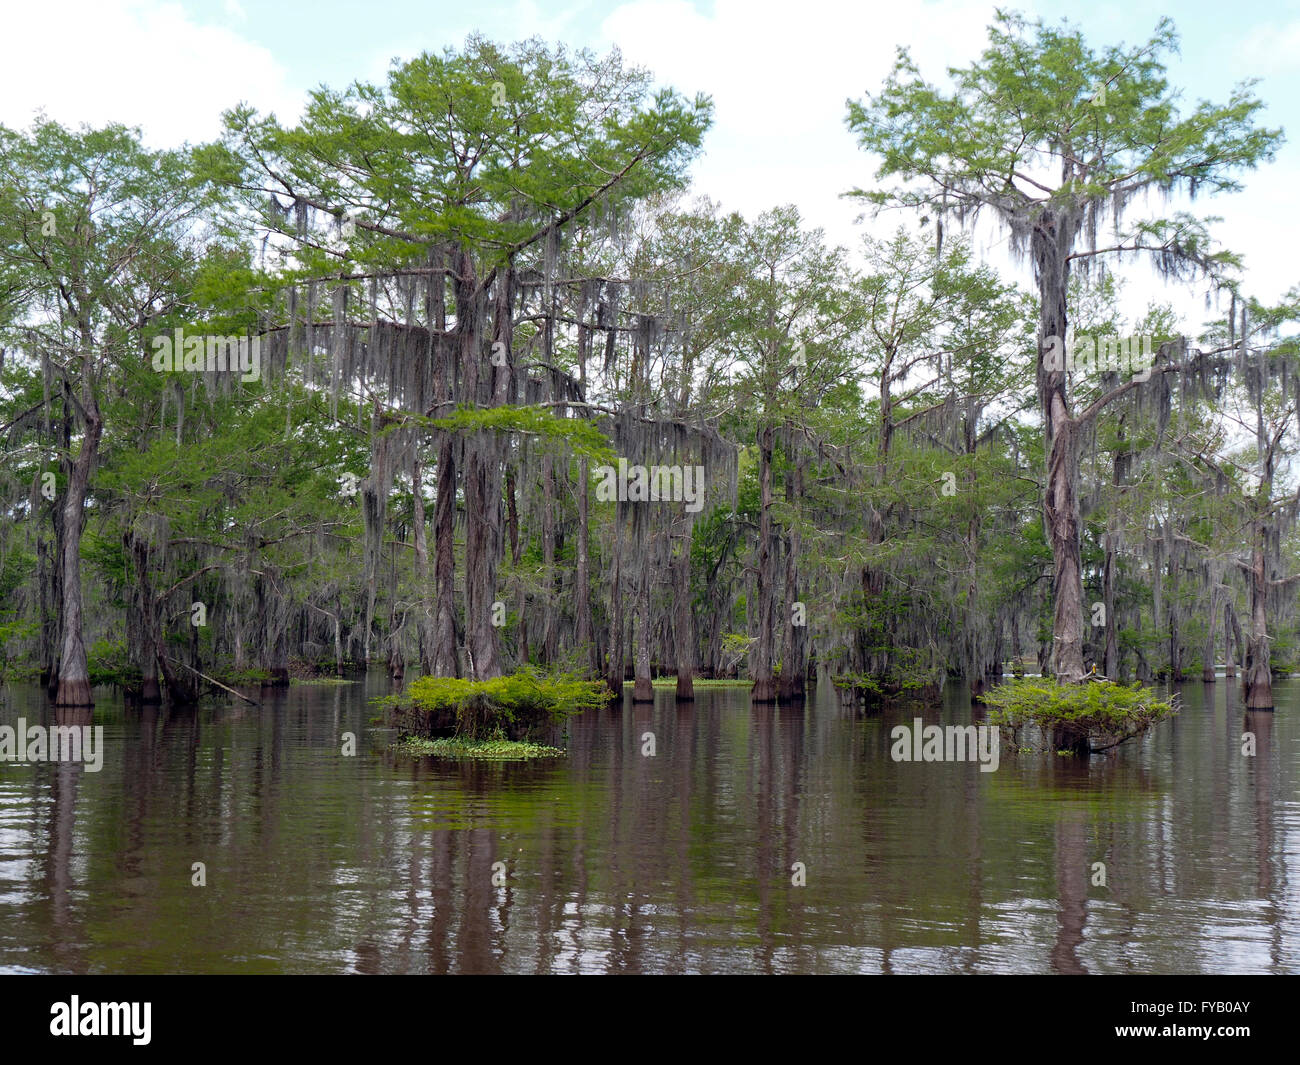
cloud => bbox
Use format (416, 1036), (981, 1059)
(595, 0), (1011, 254)
(1233, 18), (1300, 77)
(0, 0), (303, 146)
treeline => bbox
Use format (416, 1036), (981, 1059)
(1, 19), (1296, 710)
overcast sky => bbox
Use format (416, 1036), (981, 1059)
(3, 0), (1296, 330)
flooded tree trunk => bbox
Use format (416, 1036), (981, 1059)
(53, 385), (102, 707)
(966, 566), (984, 701)
(1043, 412), (1085, 682)
(1224, 600), (1242, 678)
(252, 569), (290, 688)
(1203, 584), (1220, 682)
(474, 268), (514, 679)
(962, 413), (985, 701)
(387, 544), (403, 683)
(460, 257), (506, 680)
(126, 530), (162, 703)
(988, 624), (1004, 686)
(331, 603), (343, 677)
(1009, 610), (1022, 675)
(1033, 214), (1086, 684)
(37, 533), (55, 689)
(388, 634), (404, 683)
(432, 434), (459, 676)
(267, 599), (290, 687)
(158, 645), (197, 704)
(360, 401), (393, 670)
(1168, 556), (1183, 682)
(1102, 529), (1119, 680)
(540, 453), (557, 662)
(511, 490), (526, 664)
(605, 505), (624, 694)
(704, 560), (726, 678)
(674, 524), (695, 701)
(751, 424), (777, 702)
(412, 457), (435, 676)
(778, 525), (805, 702)
(575, 457), (595, 671)
(573, 303), (596, 673)
(632, 568), (653, 702)
(778, 449), (806, 703)
(1243, 543), (1273, 709)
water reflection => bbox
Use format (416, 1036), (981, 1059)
(0, 675), (1296, 973)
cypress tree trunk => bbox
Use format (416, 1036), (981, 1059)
(1224, 600), (1241, 678)
(1244, 542), (1273, 708)
(430, 260), (459, 677)
(540, 452), (557, 662)
(1010, 610), (1022, 676)
(573, 301), (596, 674)
(751, 424), (777, 702)
(674, 524), (695, 701)
(965, 567), (984, 701)
(332, 604), (343, 677)
(1102, 529), (1119, 680)
(127, 529), (162, 703)
(605, 505), (624, 695)
(575, 457), (595, 672)
(1033, 211), (1086, 684)
(53, 387), (102, 707)
(411, 457), (435, 676)
(268, 599), (290, 688)
(777, 524), (806, 702)
(37, 533), (55, 689)
(1168, 556), (1183, 682)
(632, 569), (653, 702)
(432, 433), (459, 676)
(705, 567), (725, 678)
(778, 449), (806, 702)
(1202, 585), (1220, 683)
(462, 264), (511, 680)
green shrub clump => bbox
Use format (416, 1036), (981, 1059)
(980, 677), (1177, 756)
(384, 667), (611, 741)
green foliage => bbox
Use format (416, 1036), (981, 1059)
(384, 668), (610, 740)
(981, 677), (1177, 754)
(87, 638), (137, 687)
(847, 12), (1281, 233)
(0, 618), (38, 680)
(427, 404), (614, 463)
(393, 735), (566, 760)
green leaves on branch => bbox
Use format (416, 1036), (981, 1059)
(980, 677), (1177, 754)
(423, 404), (615, 462)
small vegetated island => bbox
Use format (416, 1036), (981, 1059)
(382, 669), (611, 759)
(980, 677), (1177, 758)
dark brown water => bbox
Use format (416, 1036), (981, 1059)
(0, 677), (1296, 973)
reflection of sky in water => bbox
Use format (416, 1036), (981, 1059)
(0, 676), (1297, 974)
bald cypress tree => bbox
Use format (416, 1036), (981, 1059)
(847, 12), (1281, 682)
(212, 37), (710, 679)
